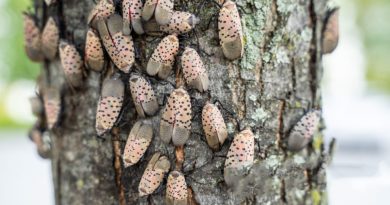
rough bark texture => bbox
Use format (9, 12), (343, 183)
(34, 0), (331, 204)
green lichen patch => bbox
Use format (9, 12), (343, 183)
(272, 176), (282, 190)
(249, 94), (258, 102)
(311, 189), (322, 205)
(251, 107), (269, 122)
(239, 0), (272, 70)
(263, 52), (271, 63)
(268, 33), (290, 67)
(76, 179), (84, 190)
(312, 132), (323, 152)
(293, 155), (305, 165)
(273, 46), (291, 64)
(227, 122), (236, 134)
(265, 155), (282, 171)
(295, 189), (306, 200)
(276, 0), (298, 14)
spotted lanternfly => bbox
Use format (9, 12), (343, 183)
(139, 152), (170, 197)
(224, 128), (254, 187)
(85, 29), (105, 72)
(155, 0), (174, 25)
(217, 0), (226, 5)
(181, 47), (209, 92)
(160, 88), (191, 146)
(30, 96), (43, 117)
(287, 110), (321, 152)
(41, 17), (59, 60)
(142, 0), (157, 21)
(59, 41), (84, 88)
(202, 102), (227, 150)
(29, 128), (51, 159)
(142, 0), (173, 26)
(43, 87), (61, 130)
(123, 120), (153, 167)
(23, 14), (43, 62)
(44, 0), (56, 6)
(322, 9), (339, 54)
(95, 74), (124, 136)
(87, 0), (115, 28)
(218, 0), (244, 60)
(129, 74), (159, 117)
(166, 171), (188, 205)
(146, 34), (179, 79)
(122, 0), (144, 35)
(160, 11), (199, 35)
(97, 14), (135, 73)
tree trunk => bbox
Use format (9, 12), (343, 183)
(32, 0), (331, 204)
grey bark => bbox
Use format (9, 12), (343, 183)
(34, 0), (332, 204)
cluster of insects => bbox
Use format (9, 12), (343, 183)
(24, 0), (328, 203)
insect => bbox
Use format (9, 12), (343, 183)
(123, 120), (153, 167)
(129, 74), (159, 117)
(160, 11), (199, 34)
(29, 128), (51, 159)
(218, 0), (244, 60)
(23, 14), (44, 62)
(142, 0), (173, 25)
(122, 0), (145, 35)
(146, 34), (179, 79)
(59, 41), (84, 88)
(43, 87), (61, 130)
(287, 110), (321, 152)
(322, 8), (339, 54)
(87, 0), (115, 28)
(202, 102), (227, 150)
(139, 152), (170, 197)
(95, 74), (124, 136)
(41, 17), (59, 60)
(30, 96), (43, 117)
(160, 88), (192, 146)
(166, 171), (188, 205)
(224, 128), (254, 187)
(181, 47), (209, 92)
(85, 29), (105, 72)
(217, 0), (225, 4)
(97, 14), (135, 73)
(44, 0), (56, 6)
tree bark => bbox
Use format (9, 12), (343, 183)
(33, 0), (331, 204)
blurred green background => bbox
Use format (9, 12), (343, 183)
(0, 0), (39, 129)
(0, 0), (389, 129)
(359, 0), (390, 92)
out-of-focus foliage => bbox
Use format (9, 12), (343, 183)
(0, 0), (37, 129)
(0, 0), (40, 81)
(357, 0), (390, 92)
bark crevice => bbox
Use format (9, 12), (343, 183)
(309, 0), (319, 106)
(112, 128), (126, 205)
